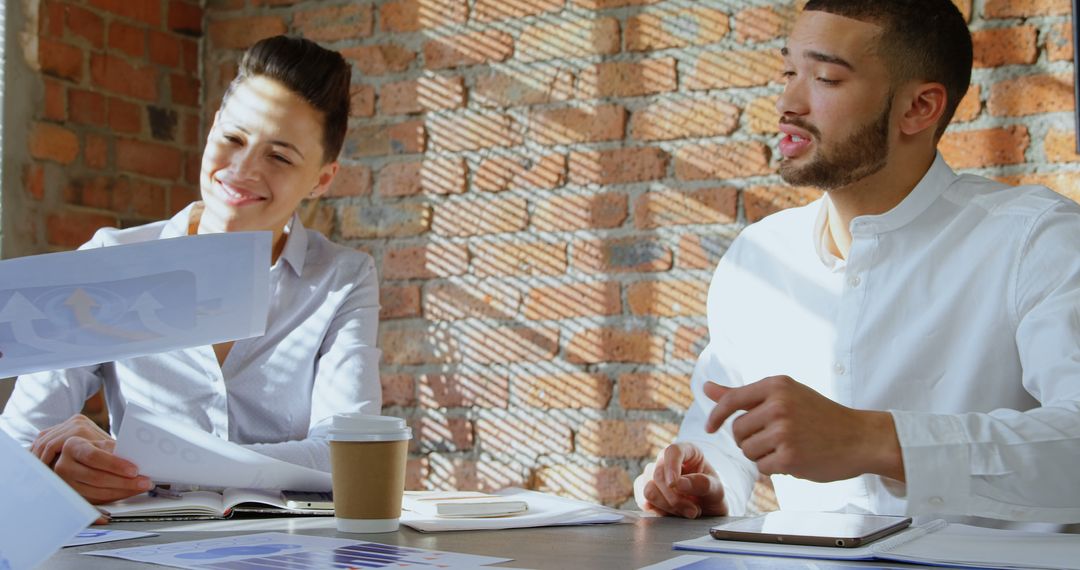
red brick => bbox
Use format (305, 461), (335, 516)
(44, 79), (66, 121)
(431, 196), (528, 237)
(746, 94), (779, 134)
(517, 16), (620, 62)
(953, 85), (981, 123)
(341, 44), (416, 75)
(516, 372), (613, 409)
(91, 54), (157, 101)
(381, 373), (416, 407)
(181, 38), (199, 74)
(184, 152), (200, 184)
(675, 142), (772, 181)
(117, 138), (184, 179)
(108, 21), (145, 58)
(42, 0), (64, 37)
(339, 203), (431, 238)
(687, 50), (783, 90)
(380, 325), (448, 365)
(298, 202), (334, 237)
(972, 26), (1037, 68)
(619, 372), (693, 411)
(120, 178), (169, 219)
(523, 281), (621, 320)
(46, 210), (117, 248)
(383, 242), (470, 280)
(530, 104), (626, 145)
(67, 5), (105, 47)
(953, 0), (973, 20)
(987, 73), (1073, 117)
(1001, 173), (1080, 204)
(208, 15), (287, 50)
(421, 157), (468, 195)
(676, 232), (731, 270)
(474, 153), (566, 192)
(474, 0), (562, 22)
(169, 184), (198, 215)
(627, 6), (730, 51)
(533, 193), (628, 232)
(423, 30), (514, 70)
(413, 416), (473, 452)
(1047, 22), (1073, 62)
(327, 163), (373, 198)
(428, 111), (522, 152)
(674, 325), (709, 360)
(1045, 128), (1080, 163)
(168, 0), (203, 35)
(578, 58), (677, 99)
(535, 465), (633, 507)
(170, 74), (200, 107)
(149, 31), (182, 68)
(380, 76), (466, 115)
(476, 416), (572, 454)
(379, 0), (468, 33)
(294, 3), (373, 42)
(472, 240), (568, 277)
(417, 373), (510, 409)
(566, 328), (666, 364)
(634, 187), (737, 229)
(85, 134), (109, 170)
(573, 237), (672, 274)
(745, 185), (823, 223)
(30, 122), (79, 164)
(938, 126), (1030, 169)
(423, 454), (530, 492)
(380, 285), (421, 320)
(406, 458), (427, 490)
(631, 98), (740, 141)
(459, 325), (561, 364)
(63, 176), (113, 210)
(732, 6), (788, 44)
(88, 0), (159, 25)
(473, 67), (574, 108)
(568, 147), (668, 186)
(108, 98), (142, 134)
(345, 120), (426, 157)
(626, 279), (708, 317)
(572, 0), (661, 9)
(344, 86), (373, 119)
(24, 164), (46, 201)
(423, 281), (521, 320)
(376, 161), (422, 197)
(39, 38), (83, 81)
(984, 0), (1070, 18)
(577, 419), (678, 458)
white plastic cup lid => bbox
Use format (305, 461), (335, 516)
(327, 413), (412, 442)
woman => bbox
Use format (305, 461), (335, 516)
(0, 36), (380, 504)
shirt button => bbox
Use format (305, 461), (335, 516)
(834, 362), (846, 375)
(849, 275), (861, 287)
(928, 496), (945, 506)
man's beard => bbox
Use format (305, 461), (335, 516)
(779, 98), (892, 190)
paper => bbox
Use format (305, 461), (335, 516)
(639, 555), (899, 569)
(86, 532), (512, 569)
(400, 488), (631, 532)
(115, 402), (332, 491)
(64, 529), (157, 548)
(0, 232), (271, 378)
(0, 431), (100, 570)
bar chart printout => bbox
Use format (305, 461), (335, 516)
(86, 532), (512, 569)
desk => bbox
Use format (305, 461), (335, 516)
(44, 515), (929, 569)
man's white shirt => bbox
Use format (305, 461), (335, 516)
(680, 154), (1080, 523)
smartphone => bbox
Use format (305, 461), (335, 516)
(280, 490), (334, 510)
(709, 511), (912, 548)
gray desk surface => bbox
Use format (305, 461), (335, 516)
(44, 514), (930, 569)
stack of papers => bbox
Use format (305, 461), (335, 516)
(400, 488), (632, 532)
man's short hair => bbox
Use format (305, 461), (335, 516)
(804, 0), (973, 139)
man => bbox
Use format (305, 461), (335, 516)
(636, 0), (1080, 523)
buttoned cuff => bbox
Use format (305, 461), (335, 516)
(890, 410), (971, 516)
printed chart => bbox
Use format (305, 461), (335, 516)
(87, 532), (511, 569)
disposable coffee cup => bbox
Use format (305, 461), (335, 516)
(328, 413), (412, 533)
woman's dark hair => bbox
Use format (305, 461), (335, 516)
(804, 0), (973, 140)
(221, 35), (351, 164)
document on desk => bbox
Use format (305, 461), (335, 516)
(675, 519), (1080, 570)
(0, 430), (100, 570)
(0, 232), (271, 379)
(400, 488), (631, 532)
(115, 402), (332, 491)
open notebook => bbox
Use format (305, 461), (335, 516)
(100, 488), (332, 521)
(675, 519), (1080, 570)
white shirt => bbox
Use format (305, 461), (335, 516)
(0, 203), (382, 472)
(680, 155), (1080, 524)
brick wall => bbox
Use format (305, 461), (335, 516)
(15, 0), (203, 253)
(5, 0), (1074, 508)
(195, 0), (1079, 507)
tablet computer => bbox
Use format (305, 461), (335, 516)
(710, 511), (912, 548)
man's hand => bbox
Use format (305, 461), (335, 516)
(635, 442), (728, 519)
(31, 414), (153, 504)
(704, 377), (904, 482)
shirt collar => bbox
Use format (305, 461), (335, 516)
(847, 152), (957, 235)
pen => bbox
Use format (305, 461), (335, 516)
(148, 485), (182, 500)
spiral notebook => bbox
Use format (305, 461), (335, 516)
(674, 519), (1080, 570)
